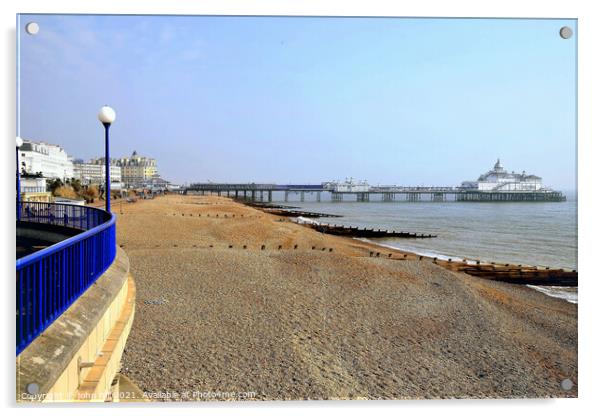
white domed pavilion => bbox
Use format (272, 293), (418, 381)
(461, 159), (543, 191)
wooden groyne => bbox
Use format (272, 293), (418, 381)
(235, 197), (576, 287)
(302, 222), (436, 239)
(239, 201), (301, 210)
(430, 258), (577, 286)
(265, 209), (343, 218)
(238, 201), (343, 218)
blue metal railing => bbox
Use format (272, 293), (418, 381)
(16, 202), (116, 355)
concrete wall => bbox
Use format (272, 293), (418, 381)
(16, 247), (136, 403)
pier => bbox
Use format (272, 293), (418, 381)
(185, 183), (566, 203)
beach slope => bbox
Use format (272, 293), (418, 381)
(116, 195), (577, 400)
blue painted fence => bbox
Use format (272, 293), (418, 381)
(16, 202), (116, 355)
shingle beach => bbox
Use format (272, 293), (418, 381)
(116, 194), (577, 400)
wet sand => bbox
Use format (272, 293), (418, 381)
(115, 194), (577, 400)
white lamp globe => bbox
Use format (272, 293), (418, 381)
(16, 136), (24, 148)
(98, 106), (116, 124)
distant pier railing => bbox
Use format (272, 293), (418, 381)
(185, 183), (566, 203)
(16, 202), (116, 355)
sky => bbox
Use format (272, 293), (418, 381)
(18, 15), (577, 189)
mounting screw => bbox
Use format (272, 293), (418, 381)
(25, 22), (39, 35)
(560, 378), (573, 391)
(26, 382), (39, 395)
(559, 26), (573, 39)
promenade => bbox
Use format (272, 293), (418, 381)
(115, 194), (577, 400)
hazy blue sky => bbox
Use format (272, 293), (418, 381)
(18, 15), (576, 189)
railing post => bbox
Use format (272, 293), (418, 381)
(16, 145), (21, 221)
(61, 250), (69, 314)
(17, 269), (23, 352)
(80, 240), (84, 291)
(23, 268), (32, 342)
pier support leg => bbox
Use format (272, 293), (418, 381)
(316, 192), (321, 202)
(357, 193), (369, 202)
(268, 191), (272, 202)
(284, 191), (289, 202)
(300, 192), (305, 202)
(382, 193), (394, 202)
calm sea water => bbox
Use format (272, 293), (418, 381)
(288, 191), (577, 270)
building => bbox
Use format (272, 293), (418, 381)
(19, 140), (74, 181)
(322, 178), (370, 192)
(53, 197), (86, 206)
(115, 150), (158, 188)
(19, 176), (52, 202)
(73, 158), (123, 190)
(144, 173), (172, 191)
(461, 159), (544, 191)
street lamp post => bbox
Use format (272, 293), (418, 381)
(98, 106), (116, 213)
(16, 136), (23, 221)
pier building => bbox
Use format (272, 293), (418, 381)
(322, 178), (370, 193)
(460, 159), (544, 191)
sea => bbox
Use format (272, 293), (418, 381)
(288, 190), (578, 303)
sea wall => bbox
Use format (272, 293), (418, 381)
(16, 247), (136, 403)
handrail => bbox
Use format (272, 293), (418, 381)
(16, 202), (116, 355)
(16, 214), (115, 268)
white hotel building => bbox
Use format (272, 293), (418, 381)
(19, 140), (74, 181)
(73, 158), (122, 190)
